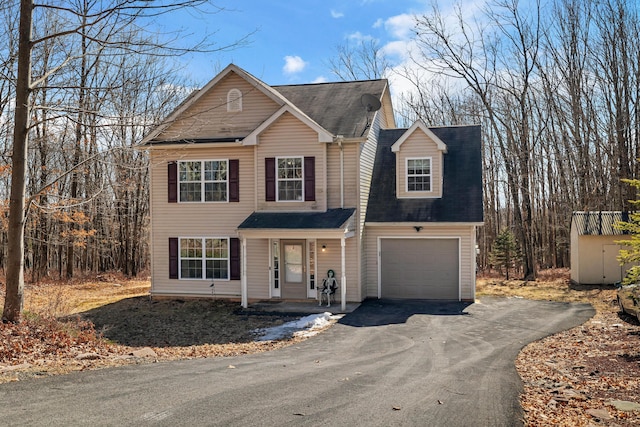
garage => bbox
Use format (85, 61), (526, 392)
(380, 238), (459, 299)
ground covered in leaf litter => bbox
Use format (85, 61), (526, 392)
(1, 271), (639, 426)
(477, 272), (640, 426)
(0, 277), (320, 383)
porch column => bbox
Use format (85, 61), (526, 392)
(341, 237), (346, 312)
(241, 237), (248, 308)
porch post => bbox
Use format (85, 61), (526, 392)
(241, 237), (248, 308)
(341, 237), (346, 312)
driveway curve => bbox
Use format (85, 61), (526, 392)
(0, 297), (594, 426)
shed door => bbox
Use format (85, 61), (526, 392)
(603, 244), (623, 284)
(381, 238), (459, 299)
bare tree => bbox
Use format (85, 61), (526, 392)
(2, 0), (246, 322)
(327, 37), (392, 81)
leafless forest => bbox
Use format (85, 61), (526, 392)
(0, 0), (638, 282)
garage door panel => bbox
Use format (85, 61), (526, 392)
(381, 238), (459, 300)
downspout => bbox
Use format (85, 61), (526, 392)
(337, 135), (344, 208)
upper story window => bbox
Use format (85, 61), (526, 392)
(179, 160), (228, 202)
(227, 88), (242, 112)
(265, 156), (315, 202)
(277, 157), (303, 201)
(406, 158), (432, 192)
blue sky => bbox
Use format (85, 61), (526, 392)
(155, 0), (431, 87)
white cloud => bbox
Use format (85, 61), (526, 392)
(330, 9), (344, 18)
(347, 31), (375, 42)
(283, 56), (308, 75)
(384, 13), (417, 39)
(373, 18), (383, 29)
(312, 76), (328, 83)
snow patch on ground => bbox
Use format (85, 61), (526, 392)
(253, 312), (342, 341)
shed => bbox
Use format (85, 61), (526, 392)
(570, 211), (630, 285)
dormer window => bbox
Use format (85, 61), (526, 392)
(406, 158), (432, 192)
(227, 88), (242, 112)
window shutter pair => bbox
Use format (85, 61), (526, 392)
(168, 160), (239, 203)
(264, 157), (315, 202)
(168, 237), (240, 280)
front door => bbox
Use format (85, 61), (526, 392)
(281, 240), (306, 299)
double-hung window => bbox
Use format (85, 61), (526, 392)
(277, 157), (303, 201)
(406, 158), (432, 192)
(179, 160), (228, 202)
(179, 238), (229, 280)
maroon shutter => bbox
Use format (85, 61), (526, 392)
(229, 159), (239, 202)
(168, 162), (178, 203)
(169, 237), (179, 279)
(304, 156), (315, 201)
(265, 157), (276, 201)
(230, 238), (241, 280)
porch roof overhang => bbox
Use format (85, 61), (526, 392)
(237, 208), (356, 239)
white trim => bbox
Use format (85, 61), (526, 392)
(341, 237), (347, 311)
(366, 222), (484, 227)
(270, 239), (281, 298)
(307, 240), (317, 299)
(241, 237), (248, 308)
(139, 64), (290, 145)
(376, 236), (462, 301)
(242, 105), (334, 145)
(238, 229), (355, 240)
(391, 120), (448, 153)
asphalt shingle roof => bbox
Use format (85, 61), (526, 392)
(238, 208), (356, 230)
(274, 80), (388, 139)
(365, 125), (483, 223)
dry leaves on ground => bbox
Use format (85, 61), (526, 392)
(0, 276), (301, 383)
(478, 271), (640, 426)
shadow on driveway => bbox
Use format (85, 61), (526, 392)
(339, 298), (473, 327)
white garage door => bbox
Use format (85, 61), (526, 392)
(380, 238), (459, 299)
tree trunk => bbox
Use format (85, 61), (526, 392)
(3, 0), (32, 323)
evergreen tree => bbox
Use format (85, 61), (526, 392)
(615, 178), (640, 284)
(490, 229), (522, 280)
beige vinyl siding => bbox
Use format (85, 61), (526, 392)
(316, 237), (360, 302)
(364, 225), (477, 301)
(159, 71), (281, 141)
(396, 132), (443, 199)
(256, 112), (327, 211)
(326, 144), (341, 208)
(358, 111), (382, 297)
(245, 239), (270, 300)
(149, 146), (255, 297)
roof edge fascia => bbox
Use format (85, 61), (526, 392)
(391, 120), (448, 153)
(140, 64), (290, 145)
(243, 105), (334, 145)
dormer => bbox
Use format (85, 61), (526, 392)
(391, 121), (447, 199)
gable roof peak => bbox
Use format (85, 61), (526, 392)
(391, 120), (448, 153)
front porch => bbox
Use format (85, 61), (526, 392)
(237, 208), (357, 311)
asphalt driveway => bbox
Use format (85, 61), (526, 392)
(0, 297), (594, 426)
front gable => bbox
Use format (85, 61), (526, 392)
(392, 121), (447, 199)
(157, 71), (282, 141)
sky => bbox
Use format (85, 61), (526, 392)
(151, 0), (458, 94)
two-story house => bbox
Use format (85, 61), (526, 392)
(140, 64), (483, 310)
